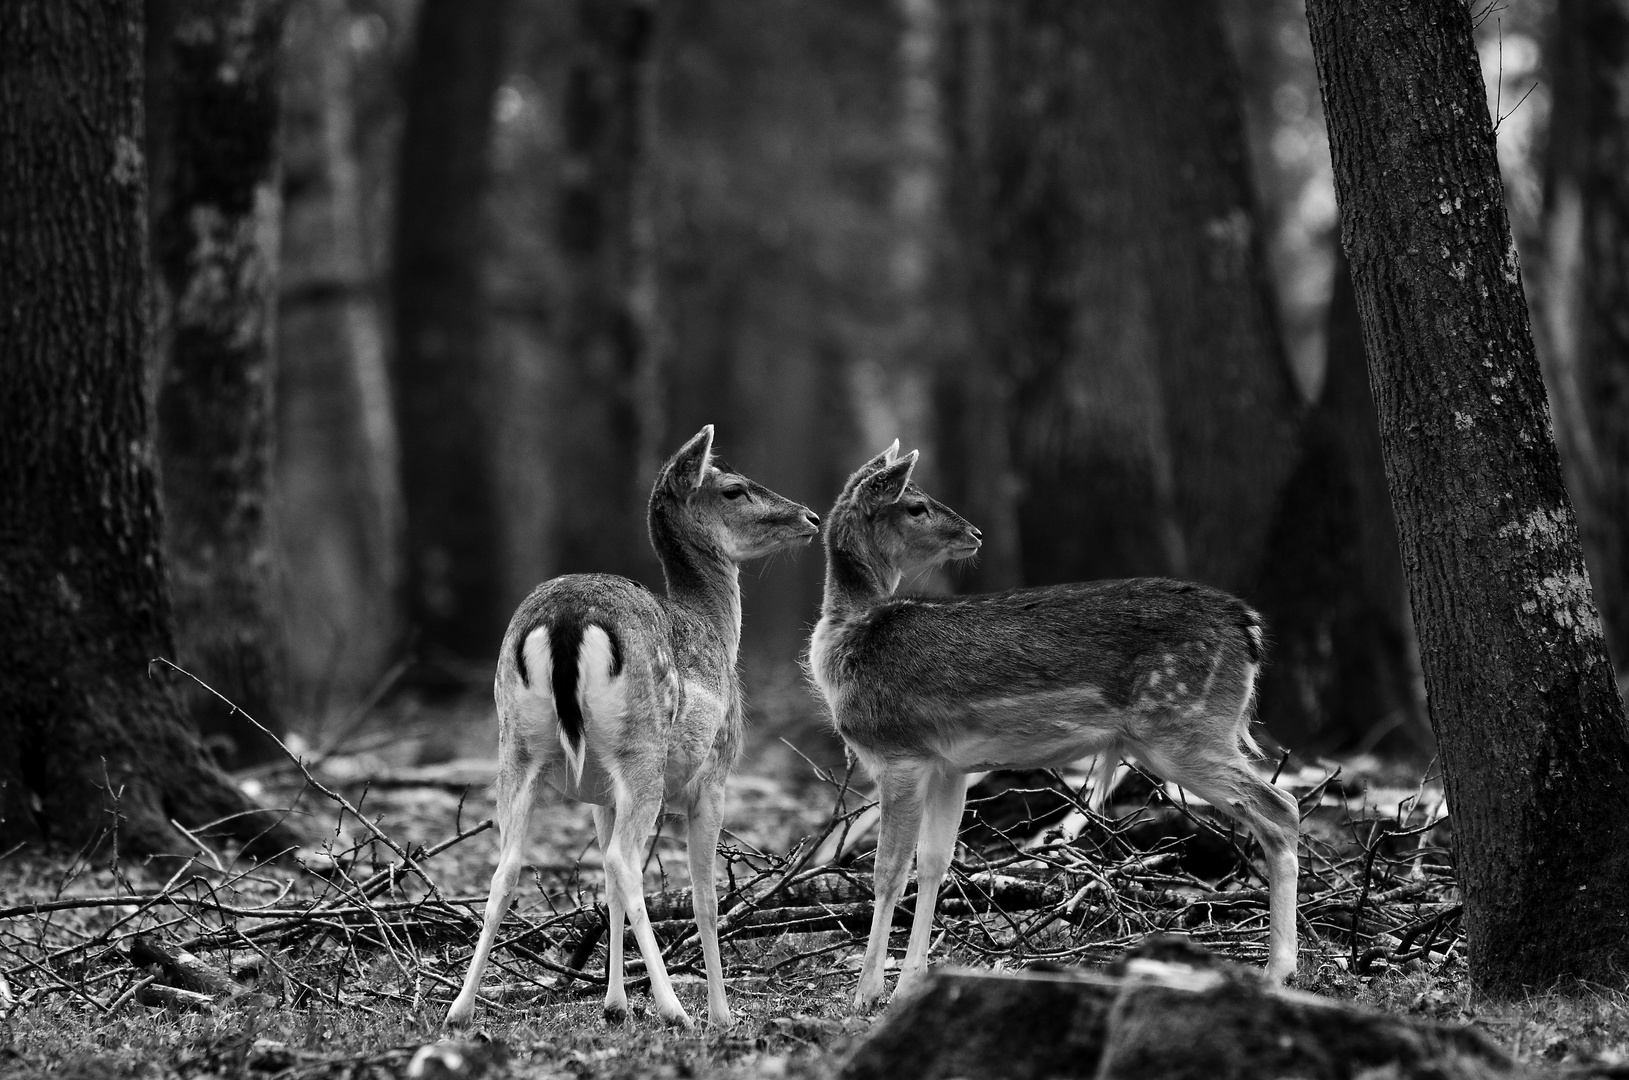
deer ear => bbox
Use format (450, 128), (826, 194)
(860, 450), (918, 506)
(840, 440), (902, 499)
(664, 425), (714, 493)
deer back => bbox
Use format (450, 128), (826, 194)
(818, 578), (1263, 773)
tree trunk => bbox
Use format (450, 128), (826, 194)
(391, 0), (512, 679)
(1317, 253), (1428, 755)
(943, 0), (1299, 595)
(1307, 0), (1629, 994)
(147, 0), (290, 767)
(1251, 251), (1430, 757)
(550, 0), (663, 583)
(0, 0), (301, 857)
(1543, 0), (1629, 684)
(933, 0), (1024, 592)
(276, 0), (402, 715)
(636, 0), (893, 708)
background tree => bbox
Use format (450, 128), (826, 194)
(478, 0), (891, 737)
(146, 0), (291, 766)
(275, 0), (403, 715)
(932, 0), (1395, 751)
(1307, 0), (1629, 993)
(1250, 250), (1429, 756)
(392, 0), (513, 681)
(1222, 0), (1429, 756)
(1542, 0), (1629, 681)
(160, 0), (1453, 770)
(0, 0), (299, 856)
(939, 1), (1300, 595)
(548, 0), (663, 585)
(650, 0), (890, 692)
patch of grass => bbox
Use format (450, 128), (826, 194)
(1, 963), (869, 1079)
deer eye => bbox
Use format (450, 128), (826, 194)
(906, 503), (928, 517)
(722, 486), (747, 500)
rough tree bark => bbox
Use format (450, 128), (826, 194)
(276, 0), (402, 711)
(1307, 0), (1629, 993)
(392, 0), (512, 677)
(1543, 0), (1629, 682)
(941, 0), (1299, 595)
(0, 0), (301, 856)
(147, 0), (290, 766)
(550, 0), (663, 583)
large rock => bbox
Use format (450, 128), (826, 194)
(840, 952), (1516, 1080)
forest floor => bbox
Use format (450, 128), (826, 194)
(4, 704), (1629, 1079)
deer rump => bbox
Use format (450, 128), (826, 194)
(515, 613), (624, 783)
(506, 577), (697, 806)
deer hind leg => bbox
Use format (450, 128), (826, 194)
(896, 765), (967, 998)
(1131, 734), (1300, 982)
(591, 805), (631, 1023)
(684, 773), (731, 1026)
(1087, 748), (1124, 815)
(446, 757), (541, 1026)
(854, 759), (929, 1011)
(603, 777), (693, 1028)
(1231, 766), (1300, 982)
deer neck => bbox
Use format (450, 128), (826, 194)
(821, 540), (899, 623)
(653, 520), (743, 656)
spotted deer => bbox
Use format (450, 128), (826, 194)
(807, 445), (1299, 1009)
(446, 427), (820, 1030)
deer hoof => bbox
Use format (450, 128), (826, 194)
(659, 1005), (695, 1030)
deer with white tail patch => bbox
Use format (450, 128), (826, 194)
(807, 444), (1300, 1010)
(446, 426), (820, 1030)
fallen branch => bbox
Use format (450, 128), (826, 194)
(126, 934), (235, 997)
(134, 982), (215, 1013)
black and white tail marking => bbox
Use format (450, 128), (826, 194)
(516, 616), (623, 782)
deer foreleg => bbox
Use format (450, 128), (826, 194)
(854, 762), (927, 1010)
(896, 766), (966, 997)
(685, 777), (731, 1026)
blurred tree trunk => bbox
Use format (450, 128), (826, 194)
(859, 0), (980, 581)
(1542, 0), (1629, 684)
(392, 0), (511, 681)
(0, 0), (301, 857)
(933, 0), (1022, 591)
(644, 0), (889, 714)
(146, 0), (289, 767)
(551, 0), (663, 582)
(1251, 251), (1429, 756)
(1309, 0), (1629, 995)
(942, 0), (1298, 595)
(276, 0), (402, 715)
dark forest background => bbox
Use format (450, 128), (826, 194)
(157, 0), (1572, 774)
(13, 0), (1629, 1020)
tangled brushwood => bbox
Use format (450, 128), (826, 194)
(0, 724), (1460, 1054)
